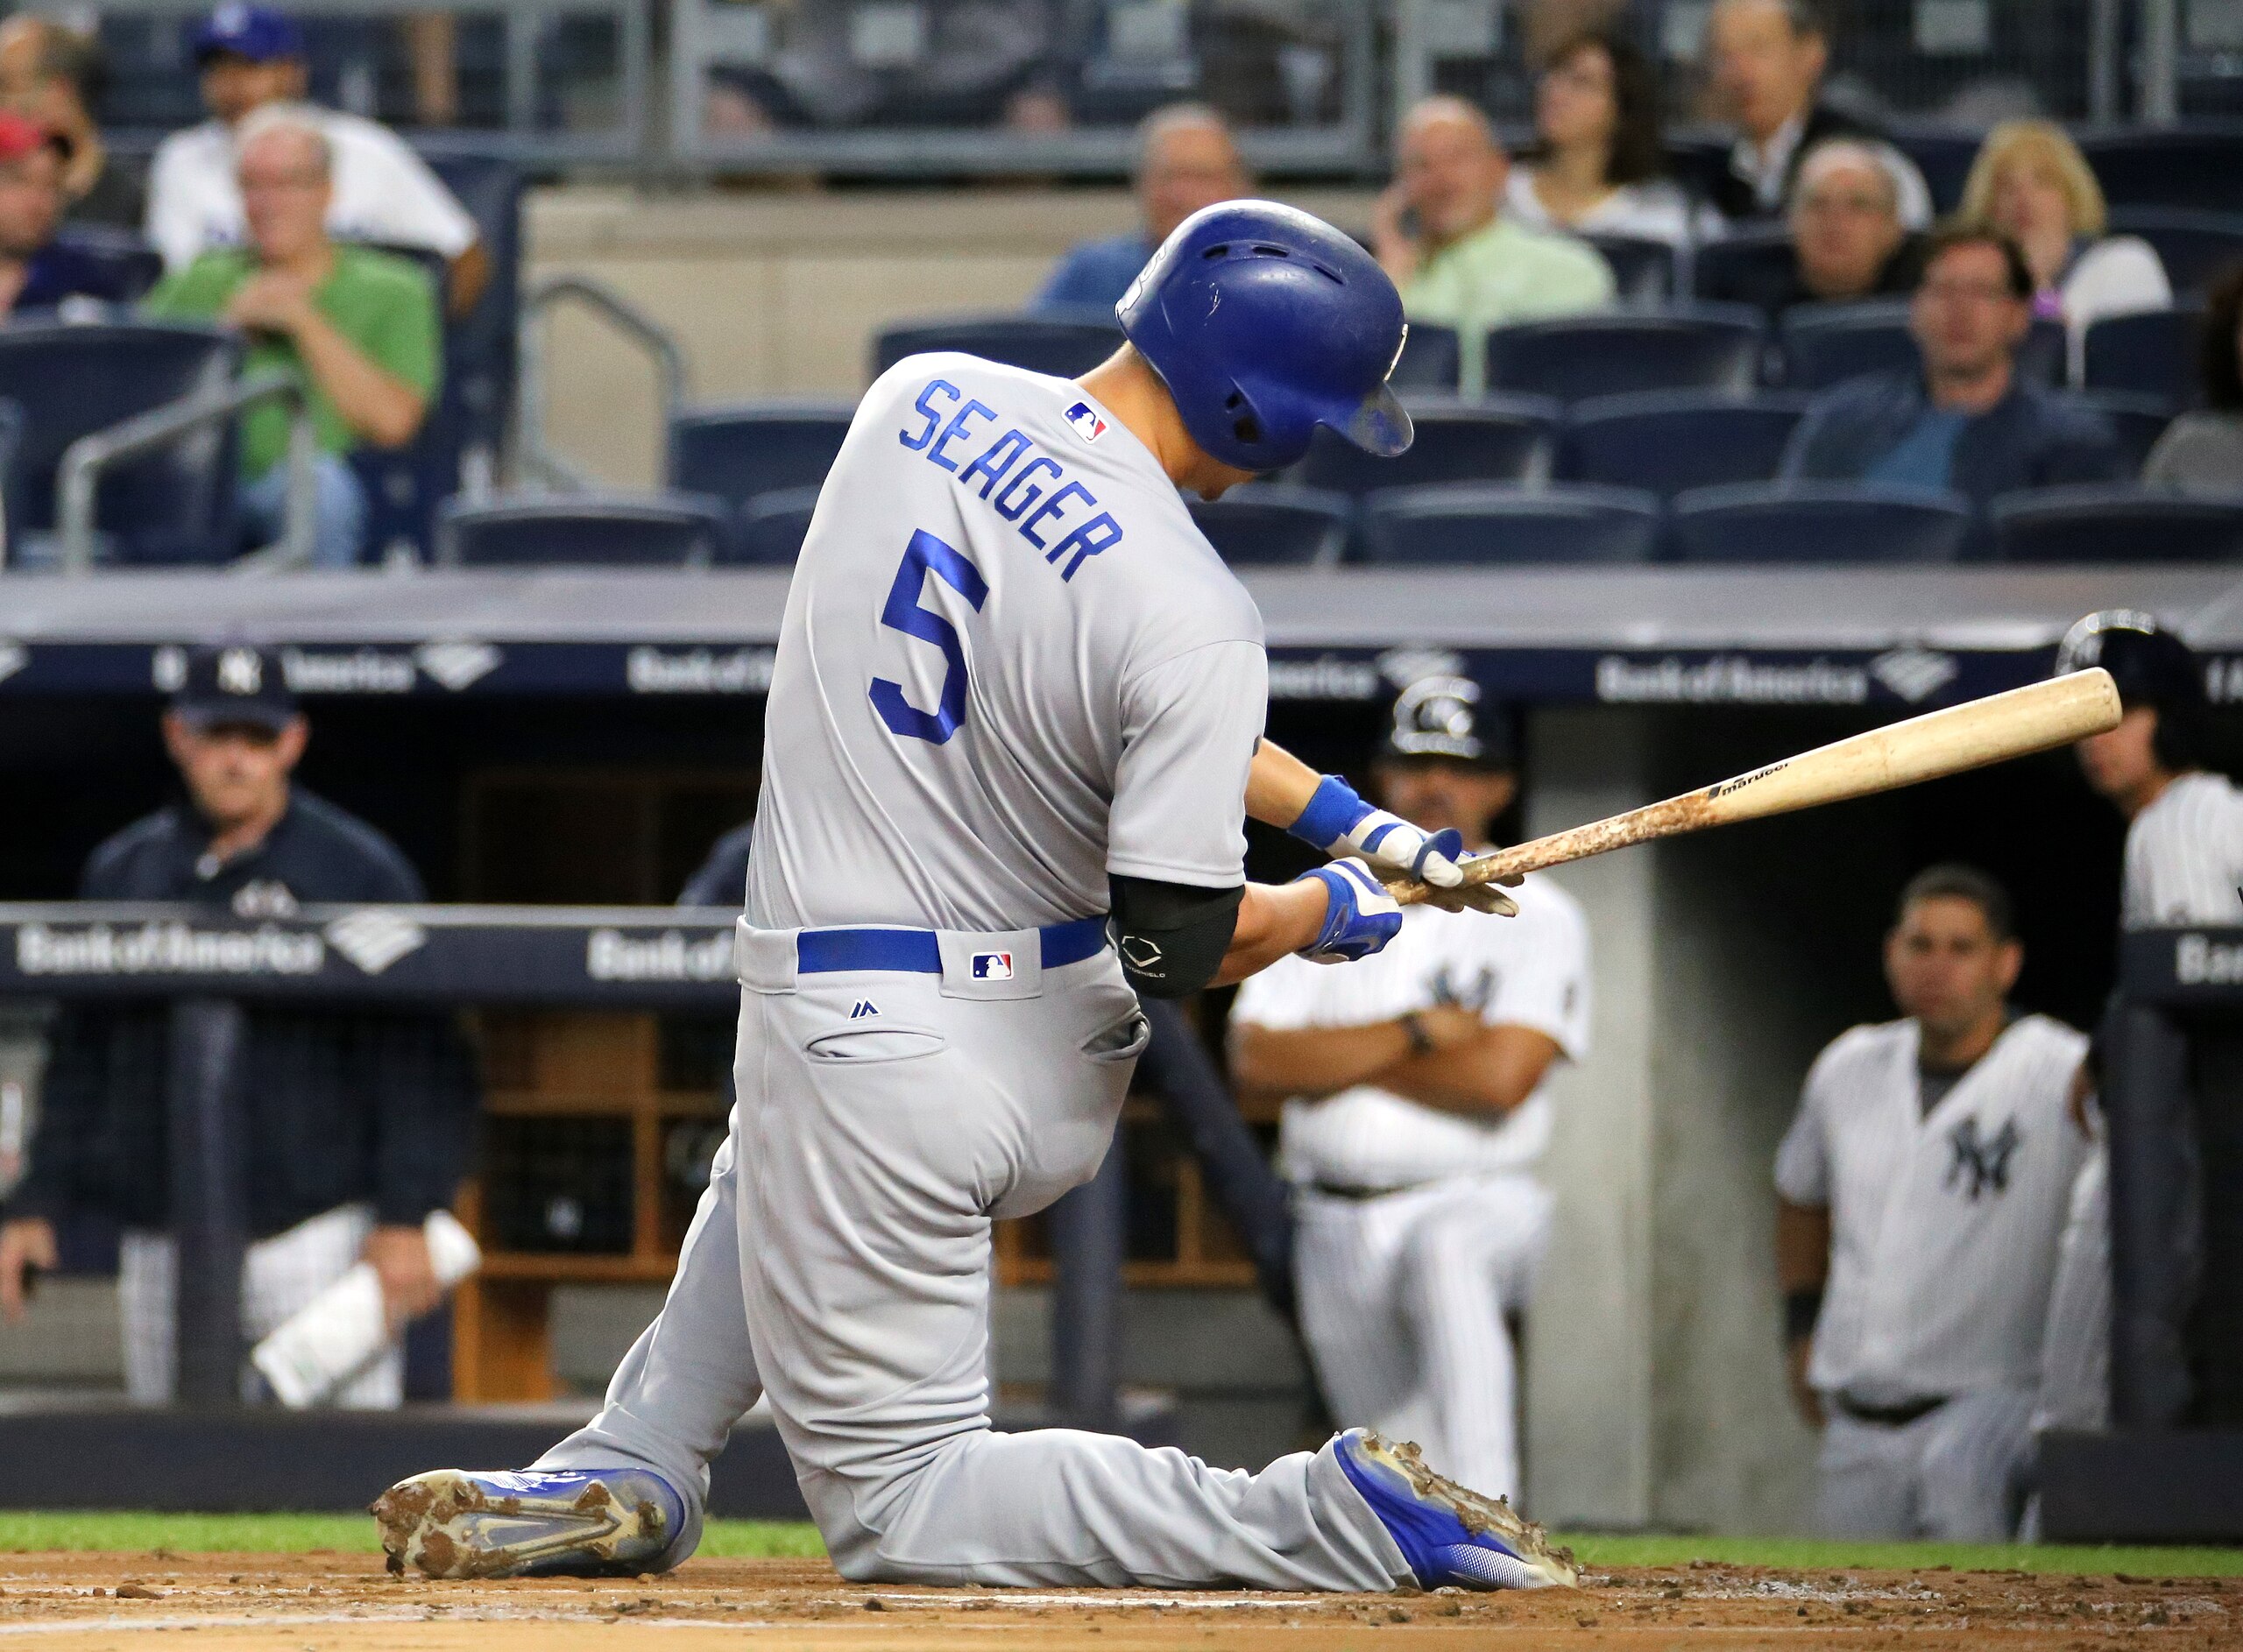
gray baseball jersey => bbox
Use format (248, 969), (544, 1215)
(2123, 771), (2243, 928)
(1776, 1014), (2090, 1400)
(744, 355), (1266, 933)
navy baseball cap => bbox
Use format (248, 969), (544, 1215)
(171, 643), (298, 731)
(192, 4), (306, 65)
(1381, 674), (1516, 771)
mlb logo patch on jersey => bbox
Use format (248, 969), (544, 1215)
(972, 951), (1015, 981)
(1064, 401), (1107, 444)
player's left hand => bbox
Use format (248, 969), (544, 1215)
(1287, 774), (1465, 887)
(1296, 861), (1405, 964)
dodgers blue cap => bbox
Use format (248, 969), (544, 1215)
(193, 4), (307, 65)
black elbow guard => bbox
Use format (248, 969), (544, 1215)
(1107, 874), (1243, 999)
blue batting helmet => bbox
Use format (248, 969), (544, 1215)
(1116, 200), (1413, 473)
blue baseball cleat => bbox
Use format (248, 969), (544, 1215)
(371, 1467), (684, 1579)
(1334, 1430), (1579, 1592)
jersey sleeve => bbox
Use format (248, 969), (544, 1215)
(1228, 953), (1320, 1030)
(1481, 890), (1589, 1059)
(1773, 1056), (1833, 1206)
(1107, 639), (1265, 887)
(363, 127), (478, 257)
(142, 131), (208, 272)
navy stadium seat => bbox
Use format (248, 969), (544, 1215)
(1581, 233), (1676, 305)
(2083, 307), (2208, 407)
(723, 487), (822, 567)
(1485, 307), (1765, 402)
(1780, 301), (2065, 390)
(1688, 229), (1794, 308)
(0, 321), (240, 566)
(1290, 395), (1559, 498)
(1889, 125), (1984, 215)
(2105, 208), (2243, 298)
(1187, 484), (1351, 566)
(871, 314), (1122, 380)
(1561, 390), (1811, 498)
(1360, 482), (1662, 565)
(438, 491), (730, 568)
(2078, 126), (2243, 215)
(669, 402), (855, 510)
(1388, 323), (1461, 392)
(1666, 483), (1974, 564)
(2080, 392), (2175, 474)
(1988, 485), (2243, 562)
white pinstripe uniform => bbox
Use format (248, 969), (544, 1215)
(1229, 878), (1590, 1504)
(1776, 1014), (2090, 1538)
(2035, 770), (2243, 1435)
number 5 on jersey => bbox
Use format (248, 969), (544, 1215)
(870, 529), (989, 745)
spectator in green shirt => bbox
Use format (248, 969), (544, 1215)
(1372, 95), (1614, 396)
(144, 106), (438, 567)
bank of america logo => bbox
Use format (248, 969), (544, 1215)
(1869, 648), (1959, 704)
(323, 909), (428, 975)
(1064, 401), (1107, 443)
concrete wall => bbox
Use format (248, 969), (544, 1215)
(522, 185), (1374, 489)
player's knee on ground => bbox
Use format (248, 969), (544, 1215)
(1109, 875), (1242, 999)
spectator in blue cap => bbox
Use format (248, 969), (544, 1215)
(145, 4), (485, 314)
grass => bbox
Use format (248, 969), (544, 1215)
(0, 1513), (2234, 1578)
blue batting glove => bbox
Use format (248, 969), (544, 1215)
(1287, 775), (1465, 887)
(1297, 861), (1405, 964)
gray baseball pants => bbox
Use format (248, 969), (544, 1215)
(540, 923), (1409, 1590)
(1814, 1388), (2034, 1541)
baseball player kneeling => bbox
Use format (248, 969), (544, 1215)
(1776, 865), (2091, 1540)
(1229, 677), (1589, 1507)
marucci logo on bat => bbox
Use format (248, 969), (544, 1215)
(1708, 761), (1790, 800)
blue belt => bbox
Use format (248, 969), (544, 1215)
(796, 914), (1108, 975)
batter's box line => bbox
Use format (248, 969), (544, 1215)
(825, 1592), (1353, 1612)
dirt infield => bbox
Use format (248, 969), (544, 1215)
(0, 1550), (2236, 1650)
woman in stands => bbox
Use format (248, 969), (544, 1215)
(2143, 260), (2243, 490)
(1505, 27), (1700, 249)
(1960, 121), (2169, 351)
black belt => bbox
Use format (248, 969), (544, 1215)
(1307, 1179), (1426, 1203)
(1831, 1393), (1951, 1428)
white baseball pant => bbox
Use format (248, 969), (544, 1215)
(1814, 1388), (2035, 1540)
(541, 922), (1410, 1589)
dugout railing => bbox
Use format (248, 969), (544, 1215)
(0, 900), (1180, 1425)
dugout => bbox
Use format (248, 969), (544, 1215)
(0, 561), (2235, 1536)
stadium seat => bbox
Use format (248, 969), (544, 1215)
(2105, 208), (2243, 298)
(2078, 126), (2243, 215)
(0, 321), (240, 566)
(1988, 485), (2243, 562)
(1581, 233), (1676, 305)
(1388, 323), (1461, 392)
(669, 402), (856, 509)
(1561, 390), (1811, 498)
(438, 491), (731, 568)
(2083, 307), (2208, 407)
(870, 313), (1122, 379)
(1666, 483), (1974, 564)
(1289, 395), (1559, 497)
(1780, 302), (2065, 390)
(1687, 229), (1794, 308)
(1889, 124), (1984, 215)
(2080, 392), (2176, 474)
(1360, 482), (1663, 565)
(1485, 307), (1765, 402)
(417, 137), (527, 459)
(1187, 484), (1351, 566)
(723, 486), (822, 566)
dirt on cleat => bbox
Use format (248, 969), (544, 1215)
(1366, 1433), (1582, 1589)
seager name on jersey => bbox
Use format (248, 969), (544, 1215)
(900, 377), (1126, 581)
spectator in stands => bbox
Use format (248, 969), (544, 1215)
(0, 111), (147, 315)
(145, 110), (441, 568)
(0, 643), (477, 1408)
(1032, 104), (1249, 314)
(1374, 95), (1614, 396)
(2143, 262), (2243, 491)
(146, 4), (486, 315)
(1701, 138), (1925, 318)
(0, 16), (142, 229)
(1705, 0), (1928, 225)
(1960, 121), (2169, 356)
(1505, 26), (1700, 248)
(1782, 224), (2125, 511)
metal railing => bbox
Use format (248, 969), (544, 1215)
(514, 275), (688, 492)
(56, 373), (318, 575)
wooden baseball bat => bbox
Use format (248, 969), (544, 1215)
(1394, 667), (2121, 906)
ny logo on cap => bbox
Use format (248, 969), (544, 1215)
(971, 951), (1014, 981)
(217, 646), (263, 695)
